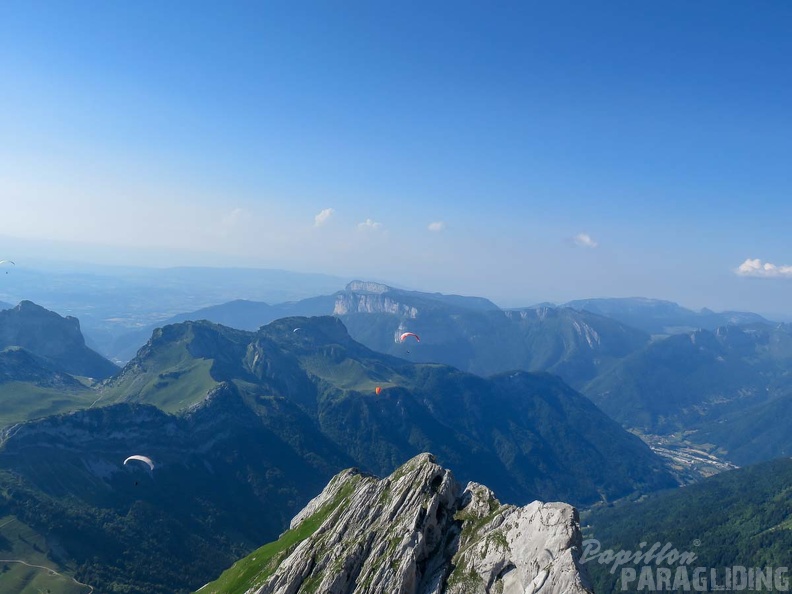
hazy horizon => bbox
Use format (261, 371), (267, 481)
(1, 235), (790, 321)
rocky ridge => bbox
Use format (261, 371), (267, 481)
(202, 453), (593, 594)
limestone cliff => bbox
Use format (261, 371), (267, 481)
(200, 453), (593, 594)
(0, 300), (118, 378)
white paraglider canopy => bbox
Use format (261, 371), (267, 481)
(124, 455), (155, 471)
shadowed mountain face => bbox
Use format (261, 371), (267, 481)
(97, 315), (676, 507)
(0, 390), (352, 594)
(584, 324), (792, 437)
(0, 347), (96, 427)
(0, 301), (118, 379)
(0, 347), (85, 388)
(339, 304), (648, 388)
(0, 302), (118, 429)
(693, 394), (792, 465)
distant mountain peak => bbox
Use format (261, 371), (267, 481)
(15, 300), (46, 311)
(14, 299), (80, 327)
(202, 452), (593, 594)
(0, 300), (117, 379)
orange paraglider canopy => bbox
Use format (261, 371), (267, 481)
(375, 386), (382, 395)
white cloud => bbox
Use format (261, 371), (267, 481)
(573, 233), (598, 248)
(222, 207), (244, 226)
(215, 208), (246, 237)
(314, 207), (334, 227)
(735, 258), (792, 278)
(428, 221), (446, 232)
(358, 218), (383, 231)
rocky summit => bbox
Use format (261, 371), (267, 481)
(201, 453), (593, 594)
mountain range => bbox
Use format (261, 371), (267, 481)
(5, 286), (791, 469)
(563, 297), (768, 335)
(0, 265), (349, 357)
(583, 323), (792, 465)
(104, 282), (653, 390)
(96, 315), (674, 506)
(585, 323), (792, 431)
(101, 286), (770, 366)
(0, 307), (676, 593)
(0, 290), (788, 592)
(95, 282), (792, 468)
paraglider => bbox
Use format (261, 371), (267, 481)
(293, 328), (302, 333)
(0, 260), (13, 274)
(375, 386), (382, 395)
(124, 455), (155, 471)
(399, 332), (420, 343)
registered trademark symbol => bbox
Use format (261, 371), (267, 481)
(692, 539), (701, 547)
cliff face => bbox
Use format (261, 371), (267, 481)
(0, 301), (118, 378)
(202, 453), (593, 594)
(334, 292), (419, 318)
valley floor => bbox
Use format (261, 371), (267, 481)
(635, 432), (738, 482)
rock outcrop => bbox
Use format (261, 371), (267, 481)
(334, 292), (419, 318)
(201, 453), (593, 594)
(0, 300), (118, 378)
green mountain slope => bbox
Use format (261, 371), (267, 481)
(98, 315), (675, 507)
(0, 515), (90, 594)
(694, 393), (792, 465)
(0, 347), (94, 427)
(584, 458), (792, 594)
(97, 322), (239, 412)
(0, 388), (353, 594)
(0, 302), (119, 429)
(585, 324), (792, 436)
(200, 470), (363, 594)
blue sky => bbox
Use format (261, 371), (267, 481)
(1, 1), (791, 313)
